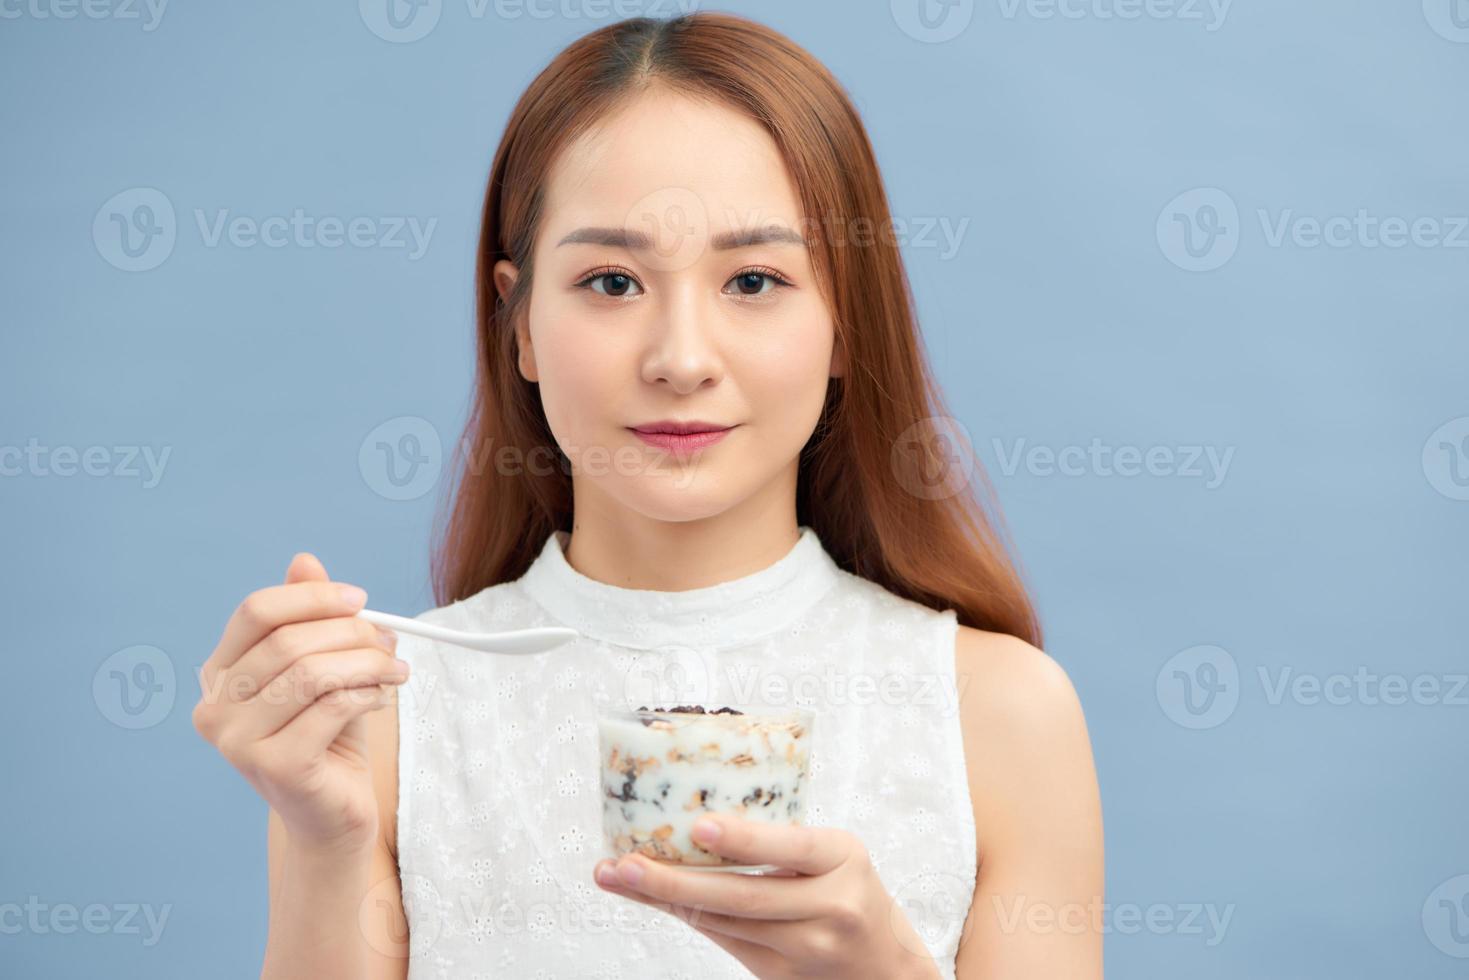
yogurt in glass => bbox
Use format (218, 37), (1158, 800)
(597, 705), (814, 872)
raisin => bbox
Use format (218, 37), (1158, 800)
(635, 704), (745, 716)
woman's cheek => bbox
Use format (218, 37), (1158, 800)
(744, 327), (833, 441)
(535, 324), (621, 453)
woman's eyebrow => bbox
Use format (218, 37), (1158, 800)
(556, 225), (806, 250)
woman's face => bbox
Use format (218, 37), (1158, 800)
(495, 88), (842, 525)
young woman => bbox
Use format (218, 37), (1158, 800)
(193, 12), (1103, 979)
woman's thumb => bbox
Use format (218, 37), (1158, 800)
(284, 551), (329, 585)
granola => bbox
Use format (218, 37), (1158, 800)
(598, 706), (813, 867)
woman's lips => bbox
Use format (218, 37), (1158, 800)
(628, 426), (735, 454)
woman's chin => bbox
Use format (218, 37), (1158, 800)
(607, 474), (739, 524)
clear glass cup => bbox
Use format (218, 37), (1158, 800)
(596, 704), (815, 874)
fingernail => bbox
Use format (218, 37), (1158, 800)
(595, 863), (618, 887)
(338, 584), (367, 610)
(691, 818), (721, 844)
(388, 658), (410, 677)
(375, 626), (398, 650)
(616, 859), (643, 887)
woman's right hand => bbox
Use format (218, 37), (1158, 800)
(192, 552), (410, 858)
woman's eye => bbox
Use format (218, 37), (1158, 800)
(725, 270), (787, 297)
(581, 272), (642, 298)
(577, 268), (788, 299)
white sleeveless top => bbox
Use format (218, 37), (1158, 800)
(394, 525), (977, 979)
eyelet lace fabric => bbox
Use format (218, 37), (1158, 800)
(395, 525), (976, 979)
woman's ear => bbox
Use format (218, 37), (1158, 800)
(493, 259), (537, 382)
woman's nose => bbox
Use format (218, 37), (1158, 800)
(639, 293), (724, 394)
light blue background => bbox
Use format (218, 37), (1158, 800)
(3, 1), (1466, 977)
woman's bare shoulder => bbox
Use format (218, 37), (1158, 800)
(952, 627), (1083, 727)
(951, 626), (1100, 864)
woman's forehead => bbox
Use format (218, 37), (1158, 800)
(541, 92), (803, 240)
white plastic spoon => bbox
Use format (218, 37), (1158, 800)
(358, 608), (579, 655)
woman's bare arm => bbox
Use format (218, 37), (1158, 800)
(262, 685), (408, 979)
(953, 627), (1105, 979)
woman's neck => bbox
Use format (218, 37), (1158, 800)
(562, 486), (801, 593)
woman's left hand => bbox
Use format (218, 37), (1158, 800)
(592, 814), (941, 980)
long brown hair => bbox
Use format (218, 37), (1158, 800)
(431, 12), (1042, 647)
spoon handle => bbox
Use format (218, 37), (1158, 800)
(358, 607), (465, 647)
(357, 606), (578, 654)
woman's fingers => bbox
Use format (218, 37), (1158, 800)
(255, 681), (398, 767)
(284, 552), (328, 586)
(594, 871), (788, 970)
(224, 616), (396, 699)
(599, 853), (818, 920)
(232, 647), (409, 742)
(209, 579), (369, 672)
(687, 816), (853, 876)
(595, 866), (801, 945)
